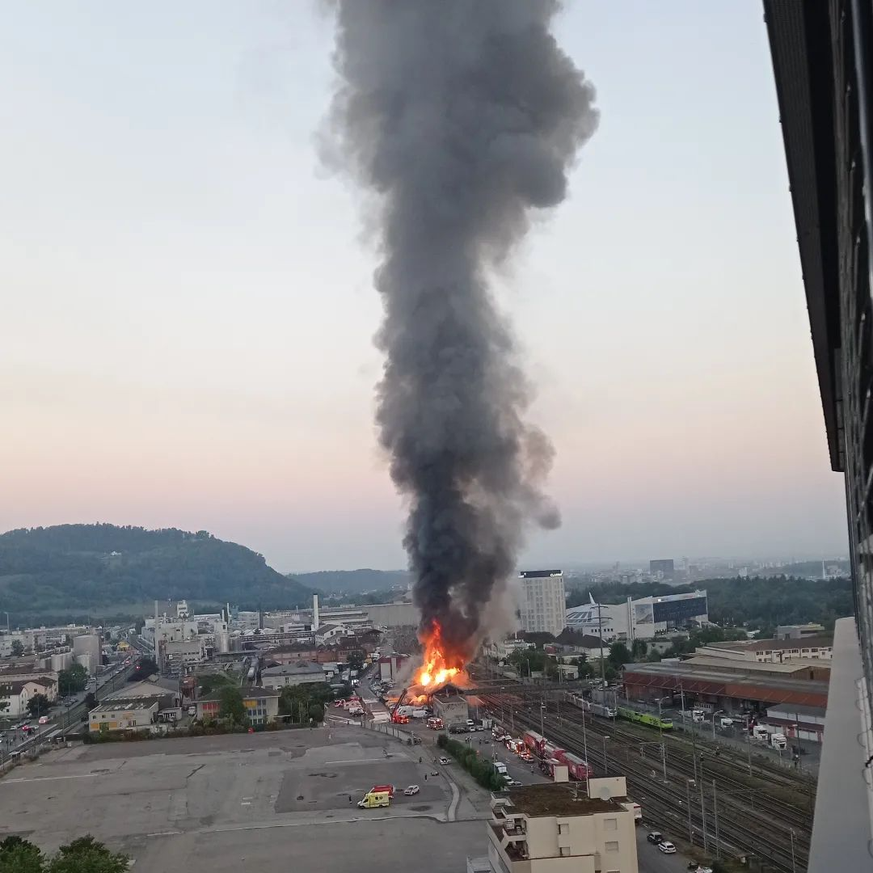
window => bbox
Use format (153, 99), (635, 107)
(605, 841), (619, 853)
(559, 847), (570, 857)
(604, 818), (617, 831)
(558, 824), (568, 834)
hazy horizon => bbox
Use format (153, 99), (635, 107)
(1, 1), (851, 571)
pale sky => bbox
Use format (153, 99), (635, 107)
(0, 1), (850, 572)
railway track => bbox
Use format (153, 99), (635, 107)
(559, 708), (815, 832)
(479, 692), (809, 872)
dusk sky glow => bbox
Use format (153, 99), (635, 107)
(1, 1), (849, 571)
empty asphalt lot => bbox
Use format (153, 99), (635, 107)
(0, 727), (484, 873)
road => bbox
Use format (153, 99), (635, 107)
(1, 658), (139, 760)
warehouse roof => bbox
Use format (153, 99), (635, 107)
(709, 636), (833, 652)
(262, 662), (324, 676)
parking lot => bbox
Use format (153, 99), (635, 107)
(0, 725), (482, 873)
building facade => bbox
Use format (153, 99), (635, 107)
(196, 687), (280, 726)
(764, 4), (873, 858)
(488, 782), (638, 873)
(432, 687), (469, 726)
(649, 559), (674, 580)
(261, 662), (325, 689)
(88, 696), (162, 733)
(518, 571), (566, 637)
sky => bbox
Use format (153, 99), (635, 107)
(0, 1), (850, 572)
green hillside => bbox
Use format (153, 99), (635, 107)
(0, 524), (311, 624)
(290, 568), (410, 593)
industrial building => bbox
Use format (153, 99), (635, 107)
(518, 571), (566, 637)
(565, 590), (708, 641)
(72, 633), (102, 674)
(261, 662), (325, 690)
(623, 656), (830, 714)
(431, 685), (469, 727)
(696, 636), (833, 664)
(487, 780), (638, 873)
(88, 696), (164, 733)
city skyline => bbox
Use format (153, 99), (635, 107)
(1, 1), (850, 570)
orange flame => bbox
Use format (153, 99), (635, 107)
(414, 620), (468, 691)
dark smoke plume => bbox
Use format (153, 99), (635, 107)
(327, 1), (597, 657)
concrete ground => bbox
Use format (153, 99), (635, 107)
(2, 718), (704, 873)
(0, 726), (478, 873)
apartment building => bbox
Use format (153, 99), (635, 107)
(518, 571), (566, 637)
(196, 686), (280, 726)
(488, 781), (638, 873)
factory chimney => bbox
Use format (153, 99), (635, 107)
(312, 594), (320, 632)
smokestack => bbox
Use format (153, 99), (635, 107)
(326, 0), (597, 658)
(312, 594), (320, 632)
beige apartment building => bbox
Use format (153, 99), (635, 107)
(488, 780), (638, 873)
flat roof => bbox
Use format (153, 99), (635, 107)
(709, 636), (833, 652)
(500, 784), (622, 817)
(684, 656), (828, 676)
(89, 696), (163, 713)
(625, 661), (829, 694)
(262, 662), (324, 675)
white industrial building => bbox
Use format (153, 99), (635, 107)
(72, 633), (102, 674)
(565, 590), (708, 641)
(518, 571), (566, 637)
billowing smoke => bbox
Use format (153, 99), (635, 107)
(326, 1), (597, 659)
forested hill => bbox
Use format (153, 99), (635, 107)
(290, 568), (410, 593)
(0, 524), (311, 622)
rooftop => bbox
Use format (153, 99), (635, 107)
(684, 656), (830, 676)
(497, 784), (623, 817)
(262, 662), (324, 676)
(709, 636), (833, 652)
(198, 685), (280, 703)
(519, 570), (562, 579)
(89, 696), (164, 713)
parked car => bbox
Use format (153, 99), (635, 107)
(403, 785), (420, 796)
(646, 832), (663, 844)
(658, 841), (677, 854)
(505, 779), (522, 787)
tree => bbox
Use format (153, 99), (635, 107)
(58, 663), (87, 695)
(47, 836), (128, 873)
(630, 639), (648, 660)
(608, 642), (631, 668)
(10, 640), (24, 657)
(347, 650), (365, 672)
(308, 703), (324, 723)
(130, 657), (157, 679)
(198, 673), (233, 697)
(0, 835), (43, 873)
(27, 694), (50, 719)
(217, 687), (248, 726)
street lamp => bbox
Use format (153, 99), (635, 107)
(540, 702), (546, 737)
(602, 735), (609, 776)
(711, 710), (724, 741)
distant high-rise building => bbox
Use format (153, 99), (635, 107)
(765, 1), (873, 862)
(518, 570), (566, 636)
(649, 558), (674, 580)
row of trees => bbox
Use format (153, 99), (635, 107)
(436, 733), (505, 791)
(0, 835), (127, 873)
